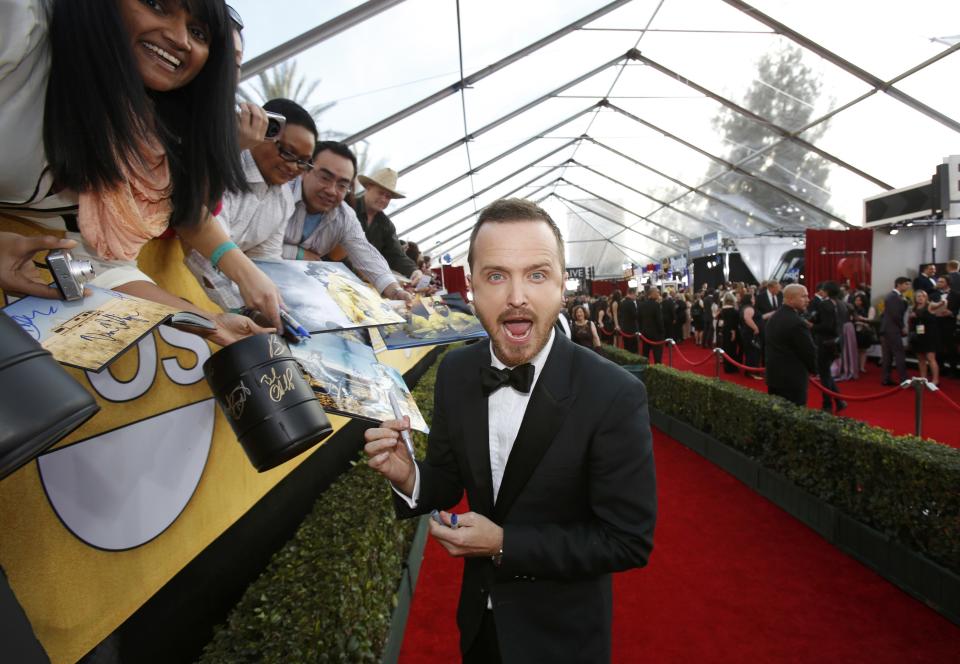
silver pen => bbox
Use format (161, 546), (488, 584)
(388, 391), (416, 459)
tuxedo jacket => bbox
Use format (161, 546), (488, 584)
(395, 333), (656, 663)
(764, 306), (817, 393)
(638, 299), (665, 340)
(754, 290), (782, 326)
(912, 275), (937, 297)
(618, 297), (640, 334)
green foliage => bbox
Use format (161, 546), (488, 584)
(643, 365), (960, 572)
(197, 350), (447, 663)
(239, 61), (336, 120)
(600, 344), (649, 367)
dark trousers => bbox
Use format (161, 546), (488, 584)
(936, 319), (958, 374)
(816, 342), (839, 407)
(623, 334), (639, 355)
(642, 339), (662, 364)
(881, 332), (907, 382)
(768, 383), (807, 407)
(463, 609), (501, 664)
(1, 567), (49, 663)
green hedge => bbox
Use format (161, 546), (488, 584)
(197, 349), (446, 663)
(601, 344), (649, 367)
(641, 363), (960, 573)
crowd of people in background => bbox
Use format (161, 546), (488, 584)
(560, 260), (960, 412)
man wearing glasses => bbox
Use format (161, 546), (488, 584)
(184, 98), (317, 309)
(283, 141), (412, 301)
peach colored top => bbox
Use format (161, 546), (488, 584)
(78, 137), (172, 261)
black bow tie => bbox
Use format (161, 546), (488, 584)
(481, 364), (535, 396)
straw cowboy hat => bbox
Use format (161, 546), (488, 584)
(357, 168), (406, 199)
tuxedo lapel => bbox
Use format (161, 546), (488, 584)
(463, 341), (494, 516)
(493, 334), (574, 524)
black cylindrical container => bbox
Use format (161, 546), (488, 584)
(204, 333), (332, 472)
(0, 313), (100, 481)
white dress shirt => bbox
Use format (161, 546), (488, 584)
(283, 179), (396, 294)
(396, 329), (557, 507)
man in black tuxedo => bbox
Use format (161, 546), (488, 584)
(639, 288), (666, 364)
(912, 264), (938, 298)
(754, 281), (782, 364)
(364, 199), (656, 663)
(880, 277), (911, 385)
(764, 284), (817, 406)
(618, 287), (640, 354)
(809, 281), (846, 412)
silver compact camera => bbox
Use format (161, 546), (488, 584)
(45, 249), (94, 301)
(264, 111), (286, 140)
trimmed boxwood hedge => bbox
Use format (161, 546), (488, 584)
(601, 343), (649, 367)
(196, 349), (447, 663)
(636, 362), (960, 573)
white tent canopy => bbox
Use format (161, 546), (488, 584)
(232, 0), (960, 275)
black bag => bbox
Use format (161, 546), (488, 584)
(0, 313), (99, 481)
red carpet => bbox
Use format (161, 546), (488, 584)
(661, 339), (960, 449)
(398, 432), (960, 662)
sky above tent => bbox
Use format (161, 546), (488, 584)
(232, 0), (959, 274)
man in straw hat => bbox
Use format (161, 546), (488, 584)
(354, 167), (425, 285)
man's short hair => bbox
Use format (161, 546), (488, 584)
(467, 198), (564, 270)
(312, 140), (358, 178)
(895, 277), (911, 287)
(948, 260), (959, 271)
(263, 98), (318, 139)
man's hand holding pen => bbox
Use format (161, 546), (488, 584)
(364, 417), (416, 496)
(429, 510), (504, 559)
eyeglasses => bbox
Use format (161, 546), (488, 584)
(312, 167), (352, 195)
(276, 143), (313, 172)
(227, 4), (244, 31)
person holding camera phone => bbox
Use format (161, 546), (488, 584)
(0, 0), (282, 344)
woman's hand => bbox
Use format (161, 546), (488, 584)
(207, 312), (275, 347)
(230, 259), (284, 330)
(236, 102), (269, 152)
(0, 232), (81, 298)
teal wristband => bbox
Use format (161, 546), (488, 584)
(296, 246), (305, 260)
(210, 241), (239, 269)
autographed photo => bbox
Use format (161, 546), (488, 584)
(379, 295), (487, 350)
(3, 287), (178, 371)
(290, 331), (427, 433)
(255, 260), (404, 332)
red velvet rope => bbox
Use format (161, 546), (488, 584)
(807, 379), (904, 402)
(633, 332), (669, 346)
(716, 350), (765, 373)
(932, 387), (960, 413)
(671, 344), (717, 367)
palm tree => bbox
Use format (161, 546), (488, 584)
(239, 61), (335, 120)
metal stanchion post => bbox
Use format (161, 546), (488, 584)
(667, 340), (674, 367)
(913, 378), (924, 437)
(715, 348), (722, 380)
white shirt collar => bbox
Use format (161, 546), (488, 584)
(490, 328), (556, 378)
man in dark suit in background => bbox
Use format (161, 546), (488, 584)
(810, 281), (846, 412)
(881, 277), (911, 385)
(638, 287), (666, 364)
(754, 280), (782, 364)
(364, 199), (656, 663)
(618, 287), (640, 354)
(765, 284), (817, 406)
(912, 264), (937, 298)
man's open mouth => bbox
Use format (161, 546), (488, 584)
(502, 319), (533, 342)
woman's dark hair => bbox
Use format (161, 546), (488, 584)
(266, 98), (318, 139)
(611, 290), (622, 304)
(44, 0), (246, 228)
(739, 292), (754, 309)
(852, 292), (867, 310)
(405, 240), (420, 263)
(821, 280), (841, 298)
